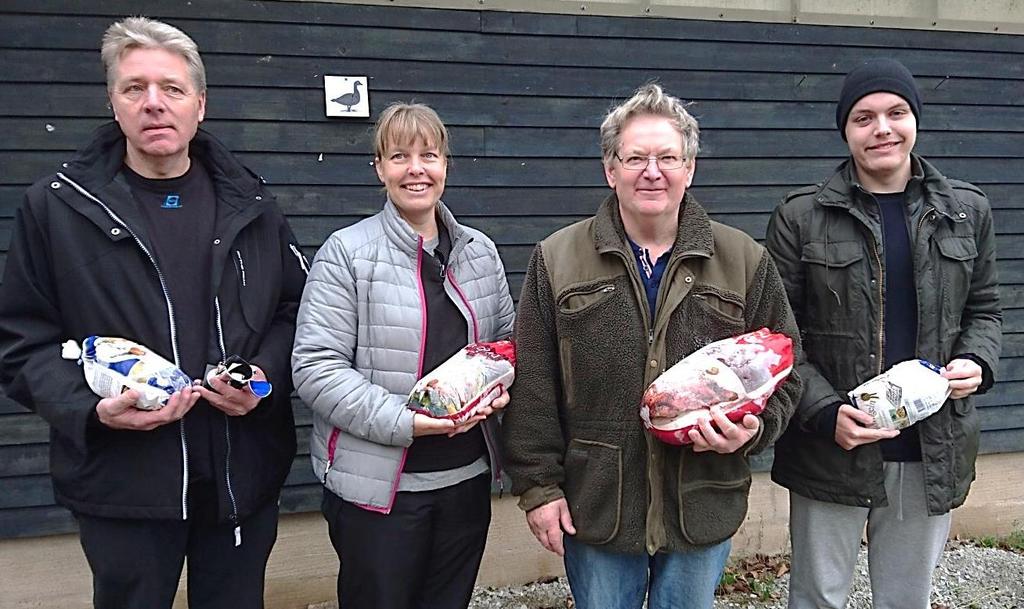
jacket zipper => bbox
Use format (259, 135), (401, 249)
(214, 297), (242, 545)
(234, 250), (246, 287)
(912, 207), (937, 359)
(446, 267), (503, 491)
(58, 173), (190, 520)
(367, 236), (435, 514)
(288, 243), (310, 275)
(867, 234), (885, 375)
(609, 247), (660, 551)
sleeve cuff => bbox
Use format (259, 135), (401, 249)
(952, 353), (994, 395)
(808, 401), (843, 439)
(517, 484), (564, 513)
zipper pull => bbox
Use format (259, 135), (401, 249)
(439, 261), (447, 279)
(648, 329), (654, 347)
(234, 525), (242, 547)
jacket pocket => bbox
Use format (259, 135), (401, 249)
(799, 241), (867, 335)
(678, 477), (751, 546)
(935, 236), (978, 324)
(557, 282), (617, 316)
(949, 396), (980, 499)
(563, 438), (622, 545)
(233, 248), (275, 332)
(678, 452), (751, 546)
(688, 287), (746, 332)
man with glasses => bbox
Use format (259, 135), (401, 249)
(502, 83), (801, 609)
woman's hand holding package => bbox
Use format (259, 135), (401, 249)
(412, 387), (509, 438)
(96, 387), (199, 431)
(834, 404), (899, 450)
(942, 358), (983, 399)
(197, 366), (266, 416)
(413, 413), (457, 437)
(449, 386), (509, 436)
(688, 406), (761, 453)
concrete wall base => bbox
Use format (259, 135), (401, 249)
(2, 452), (1020, 608)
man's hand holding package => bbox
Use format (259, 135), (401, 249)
(835, 404), (899, 450)
(688, 406), (760, 453)
(198, 366), (266, 416)
(527, 497), (576, 556)
(96, 387), (199, 431)
(942, 358), (983, 399)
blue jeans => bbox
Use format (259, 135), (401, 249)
(563, 535), (731, 609)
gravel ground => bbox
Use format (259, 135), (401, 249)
(465, 543), (1024, 609)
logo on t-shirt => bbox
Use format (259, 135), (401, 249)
(162, 194), (182, 209)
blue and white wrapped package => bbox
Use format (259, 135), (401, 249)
(849, 359), (951, 430)
(61, 336), (192, 410)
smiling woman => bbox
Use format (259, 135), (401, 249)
(373, 105), (450, 239)
(292, 102), (516, 609)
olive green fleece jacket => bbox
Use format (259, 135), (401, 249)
(502, 194), (802, 555)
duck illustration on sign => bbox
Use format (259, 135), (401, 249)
(324, 75), (369, 118)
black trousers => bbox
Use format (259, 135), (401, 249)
(75, 498), (279, 609)
(322, 473), (492, 609)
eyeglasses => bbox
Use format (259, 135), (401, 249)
(613, 153), (686, 171)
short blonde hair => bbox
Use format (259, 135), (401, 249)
(600, 83), (700, 166)
(374, 103), (450, 160)
(101, 16), (206, 93)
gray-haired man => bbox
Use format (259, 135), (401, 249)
(0, 17), (307, 609)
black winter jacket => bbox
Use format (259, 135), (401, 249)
(766, 156), (1001, 515)
(0, 123), (306, 522)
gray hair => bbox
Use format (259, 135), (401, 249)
(599, 83), (700, 166)
(101, 16), (206, 93)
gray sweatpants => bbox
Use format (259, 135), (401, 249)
(787, 462), (952, 609)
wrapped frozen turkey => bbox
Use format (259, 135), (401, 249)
(640, 328), (794, 445)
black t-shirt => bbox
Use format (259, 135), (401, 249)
(403, 222), (487, 473)
(123, 162), (220, 499)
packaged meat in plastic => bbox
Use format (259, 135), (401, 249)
(849, 359), (951, 430)
(407, 339), (516, 425)
(61, 336), (192, 410)
(640, 328), (794, 445)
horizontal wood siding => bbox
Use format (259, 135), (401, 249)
(0, 0), (1020, 538)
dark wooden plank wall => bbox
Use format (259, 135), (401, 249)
(0, 0), (1021, 538)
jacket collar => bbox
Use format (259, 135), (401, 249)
(593, 192), (714, 263)
(60, 121), (264, 214)
(380, 198), (470, 257)
(815, 154), (966, 222)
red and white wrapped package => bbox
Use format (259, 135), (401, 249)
(407, 339), (516, 425)
(640, 328), (794, 445)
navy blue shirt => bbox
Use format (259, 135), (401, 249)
(875, 191), (922, 462)
(627, 238), (671, 319)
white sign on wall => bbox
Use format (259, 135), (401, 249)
(324, 75), (369, 118)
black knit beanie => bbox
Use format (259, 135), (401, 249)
(835, 58), (922, 140)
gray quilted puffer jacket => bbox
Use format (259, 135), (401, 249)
(293, 199), (515, 512)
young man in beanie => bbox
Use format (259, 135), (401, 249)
(765, 58), (1001, 609)
(0, 17), (306, 609)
